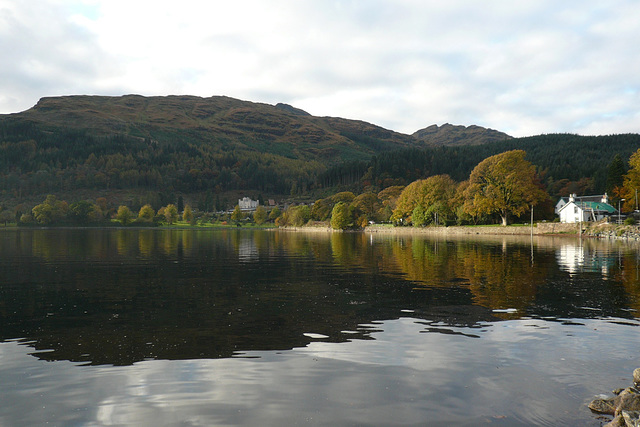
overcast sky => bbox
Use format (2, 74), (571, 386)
(1, 1), (639, 137)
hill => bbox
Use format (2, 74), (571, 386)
(412, 123), (512, 146)
(14, 94), (420, 161)
(0, 95), (515, 207)
(0, 94), (428, 203)
(1, 94), (639, 212)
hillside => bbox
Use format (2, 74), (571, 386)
(1, 94), (638, 212)
(0, 94), (513, 206)
(322, 133), (640, 197)
(14, 95), (420, 161)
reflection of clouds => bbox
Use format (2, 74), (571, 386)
(2, 317), (640, 425)
(300, 318), (456, 372)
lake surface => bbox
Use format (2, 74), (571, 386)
(0, 228), (639, 426)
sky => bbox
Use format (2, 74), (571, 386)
(1, 0), (639, 137)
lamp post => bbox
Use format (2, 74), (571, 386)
(619, 199), (625, 224)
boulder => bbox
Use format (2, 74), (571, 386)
(590, 397), (618, 415)
(604, 415), (625, 427)
(622, 410), (640, 427)
(616, 389), (640, 417)
(591, 369), (640, 426)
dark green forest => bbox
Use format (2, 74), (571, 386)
(321, 134), (640, 197)
(0, 119), (322, 198)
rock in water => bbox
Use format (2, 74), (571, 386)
(634, 368), (640, 386)
(590, 397), (617, 415)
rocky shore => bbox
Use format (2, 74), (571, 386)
(583, 223), (640, 241)
(278, 222), (640, 240)
(589, 368), (640, 426)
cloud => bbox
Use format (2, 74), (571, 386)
(0, 0), (639, 137)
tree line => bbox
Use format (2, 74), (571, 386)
(310, 150), (548, 230)
(7, 147), (638, 230)
(320, 133), (640, 198)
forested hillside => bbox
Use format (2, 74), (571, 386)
(0, 95), (424, 199)
(322, 134), (640, 197)
(0, 94), (639, 212)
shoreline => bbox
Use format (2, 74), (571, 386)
(6, 222), (640, 241)
(278, 222), (640, 242)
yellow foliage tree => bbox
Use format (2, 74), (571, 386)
(391, 175), (457, 225)
(463, 150), (547, 226)
(621, 149), (640, 211)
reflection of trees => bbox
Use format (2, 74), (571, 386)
(612, 252), (640, 314)
(385, 236), (549, 316)
(461, 245), (544, 316)
(2, 229), (640, 366)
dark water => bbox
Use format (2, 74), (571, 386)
(0, 229), (639, 426)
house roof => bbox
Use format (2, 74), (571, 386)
(575, 201), (617, 213)
(557, 200), (618, 214)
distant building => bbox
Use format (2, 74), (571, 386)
(238, 197), (259, 211)
(557, 193), (617, 223)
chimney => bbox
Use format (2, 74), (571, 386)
(602, 193), (608, 204)
(569, 194), (576, 203)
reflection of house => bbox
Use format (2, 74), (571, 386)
(557, 194), (617, 223)
(238, 197), (259, 211)
(556, 243), (615, 276)
(238, 237), (259, 262)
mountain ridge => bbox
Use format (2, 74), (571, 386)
(4, 94), (636, 210)
(412, 123), (512, 146)
(9, 94), (510, 150)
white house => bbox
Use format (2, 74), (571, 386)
(238, 197), (259, 211)
(557, 193), (617, 223)
(555, 197), (569, 215)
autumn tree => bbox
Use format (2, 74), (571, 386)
(268, 206), (281, 221)
(351, 192), (381, 224)
(69, 200), (96, 224)
(311, 198), (333, 221)
(182, 204), (193, 223)
(377, 185), (404, 222)
(331, 191), (356, 204)
(391, 175), (457, 225)
(231, 205), (243, 223)
(0, 209), (13, 226)
(253, 205), (267, 225)
(116, 205), (133, 225)
(286, 205), (311, 227)
(330, 202), (352, 230)
(463, 150), (547, 226)
(137, 204), (155, 222)
(621, 149), (640, 211)
(164, 204), (179, 224)
(32, 195), (69, 225)
(411, 204), (427, 227)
